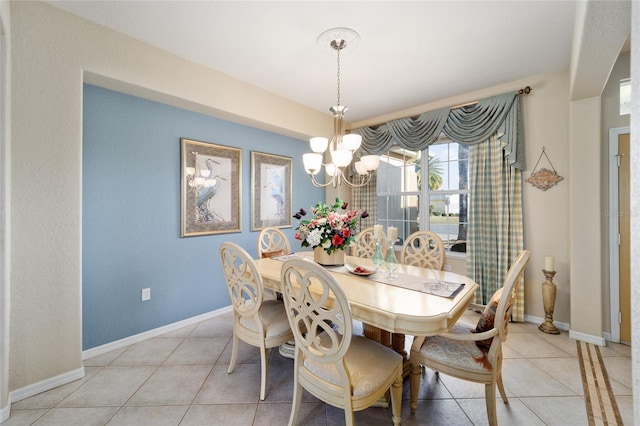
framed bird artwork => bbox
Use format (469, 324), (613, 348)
(181, 138), (242, 237)
(251, 151), (292, 231)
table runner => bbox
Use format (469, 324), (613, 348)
(327, 265), (465, 298)
(271, 254), (464, 298)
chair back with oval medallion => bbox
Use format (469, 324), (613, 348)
(219, 242), (293, 401)
(280, 257), (403, 426)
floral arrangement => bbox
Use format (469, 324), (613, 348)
(294, 198), (368, 255)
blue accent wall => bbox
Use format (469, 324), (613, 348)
(82, 84), (323, 350)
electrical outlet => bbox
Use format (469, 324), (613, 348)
(141, 288), (151, 301)
(444, 264), (452, 272)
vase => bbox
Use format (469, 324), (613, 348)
(385, 240), (399, 279)
(313, 246), (345, 266)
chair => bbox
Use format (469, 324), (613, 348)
(280, 258), (403, 426)
(400, 230), (445, 270)
(219, 242), (294, 401)
(257, 226), (291, 258)
(353, 226), (385, 259)
(409, 250), (531, 426)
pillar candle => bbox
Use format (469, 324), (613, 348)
(544, 256), (555, 271)
(373, 224), (383, 239)
(387, 226), (397, 242)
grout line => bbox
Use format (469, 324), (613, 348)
(577, 341), (623, 426)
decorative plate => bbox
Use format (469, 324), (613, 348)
(526, 168), (564, 191)
(345, 263), (376, 276)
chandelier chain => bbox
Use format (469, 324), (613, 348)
(336, 44), (341, 107)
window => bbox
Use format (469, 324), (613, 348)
(376, 137), (469, 252)
(620, 78), (630, 116)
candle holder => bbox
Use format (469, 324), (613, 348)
(538, 270), (560, 334)
(372, 238), (385, 272)
(385, 239), (399, 279)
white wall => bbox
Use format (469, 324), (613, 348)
(630, 2), (639, 420)
(569, 97), (604, 343)
(0, 0), (11, 418)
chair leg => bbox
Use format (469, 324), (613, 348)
(485, 383), (498, 426)
(288, 377), (302, 426)
(343, 391), (354, 426)
(496, 374), (509, 404)
(227, 334), (238, 374)
(344, 410), (355, 426)
(390, 374), (402, 426)
(409, 362), (421, 413)
(259, 346), (268, 400)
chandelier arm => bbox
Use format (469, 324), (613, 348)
(310, 173), (336, 188)
(339, 170), (373, 188)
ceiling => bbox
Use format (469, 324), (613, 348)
(45, 1), (577, 123)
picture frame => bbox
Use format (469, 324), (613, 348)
(251, 151), (292, 231)
(181, 138), (241, 237)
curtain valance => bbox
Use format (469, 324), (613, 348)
(352, 92), (524, 170)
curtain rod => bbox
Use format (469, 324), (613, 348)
(450, 85), (532, 110)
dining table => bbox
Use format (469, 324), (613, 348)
(254, 251), (478, 342)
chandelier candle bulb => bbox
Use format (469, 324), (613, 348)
(544, 256), (555, 271)
(387, 226), (398, 242)
(310, 137), (329, 153)
(303, 153), (322, 175)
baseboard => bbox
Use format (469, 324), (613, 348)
(82, 306), (233, 360)
(0, 402), (10, 423)
(522, 314), (570, 331)
(569, 329), (606, 346)
(8, 366), (85, 405)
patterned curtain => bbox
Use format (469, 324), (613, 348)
(352, 92), (524, 171)
(352, 172), (378, 230)
(468, 135), (524, 321)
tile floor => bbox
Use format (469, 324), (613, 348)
(4, 310), (633, 425)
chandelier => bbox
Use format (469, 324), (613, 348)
(303, 28), (379, 188)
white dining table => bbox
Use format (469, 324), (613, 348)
(254, 251), (478, 338)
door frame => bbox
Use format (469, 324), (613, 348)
(608, 126), (630, 343)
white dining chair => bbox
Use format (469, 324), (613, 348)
(401, 230), (445, 270)
(257, 226), (291, 258)
(280, 257), (403, 426)
(409, 249), (531, 426)
(353, 226), (386, 259)
(219, 242), (294, 400)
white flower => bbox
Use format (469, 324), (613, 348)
(307, 228), (323, 247)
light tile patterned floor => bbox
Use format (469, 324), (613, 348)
(4, 310), (633, 425)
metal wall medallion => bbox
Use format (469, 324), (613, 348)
(527, 147), (563, 191)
